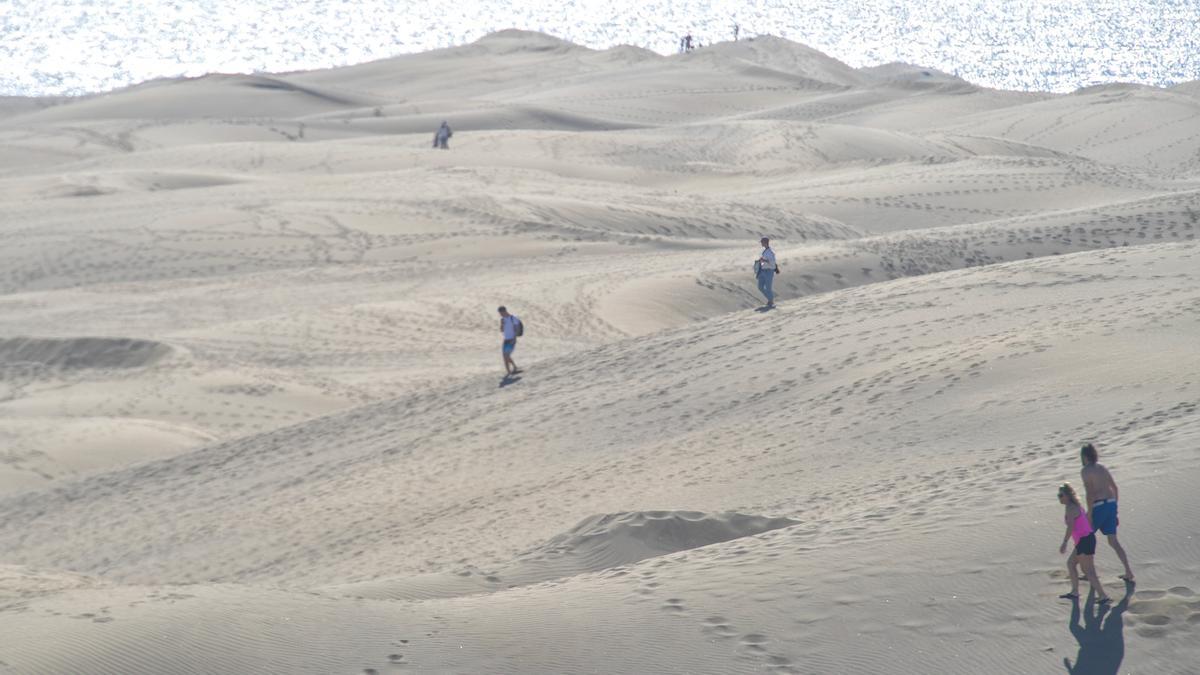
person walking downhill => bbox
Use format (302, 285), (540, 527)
(498, 306), (522, 376)
(755, 236), (778, 308)
(1057, 482), (1111, 604)
(1080, 442), (1135, 582)
(433, 121), (453, 149)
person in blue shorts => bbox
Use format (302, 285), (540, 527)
(1080, 442), (1134, 583)
(498, 306), (522, 376)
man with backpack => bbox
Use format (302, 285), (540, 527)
(755, 236), (779, 308)
(498, 306), (523, 376)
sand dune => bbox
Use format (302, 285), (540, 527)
(0, 337), (170, 370)
(9, 74), (379, 124)
(1, 30), (1198, 674)
(327, 510), (799, 601)
(1172, 80), (1200, 98)
(937, 85), (1200, 174)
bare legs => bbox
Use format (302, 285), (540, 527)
(1080, 554), (1110, 601)
(1065, 552), (1110, 601)
(1106, 534), (1134, 581)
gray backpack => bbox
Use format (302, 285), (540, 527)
(508, 315), (524, 337)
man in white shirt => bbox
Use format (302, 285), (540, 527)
(756, 236), (777, 308)
(498, 306), (522, 376)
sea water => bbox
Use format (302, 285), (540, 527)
(2, 0), (1198, 97)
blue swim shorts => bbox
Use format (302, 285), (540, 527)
(1091, 500), (1119, 535)
(502, 339), (516, 355)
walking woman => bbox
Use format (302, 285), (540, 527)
(1057, 482), (1111, 604)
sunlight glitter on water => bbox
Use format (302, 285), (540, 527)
(3, 0), (1198, 96)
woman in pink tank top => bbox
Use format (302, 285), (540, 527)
(1057, 482), (1110, 604)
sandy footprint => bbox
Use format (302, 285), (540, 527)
(700, 615), (738, 639)
(1126, 585), (1200, 639)
(661, 597), (686, 613)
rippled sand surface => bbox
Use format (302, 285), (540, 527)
(1, 31), (1198, 674)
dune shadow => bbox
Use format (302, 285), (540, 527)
(1062, 583), (1132, 675)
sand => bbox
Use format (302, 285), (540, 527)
(1, 29), (1198, 674)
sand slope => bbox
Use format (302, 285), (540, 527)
(1, 31), (1198, 674)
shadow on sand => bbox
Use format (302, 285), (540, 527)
(1063, 582), (1133, 675)
(499, 374), (522, 388)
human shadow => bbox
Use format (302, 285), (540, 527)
(1062, 583), (1132, 675)
(754, 305), (776, 313)
(498, 374), (522, 388)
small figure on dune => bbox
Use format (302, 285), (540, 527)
(733, 23), (740, 41)
(498, 306), (523, 377)
(754, 236), (778, 308)
(684, 33), (694, 52)
(433, 120), (453, 149)
(1057, 482), (1111, 604)
(1080, 442), (1135, 582)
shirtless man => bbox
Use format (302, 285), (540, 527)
(1080, 442), (1135, 582)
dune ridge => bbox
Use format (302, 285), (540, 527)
(0, 337), (171, 371)
(326, 510), (799, 601)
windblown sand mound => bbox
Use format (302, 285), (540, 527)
(0, 417), (215, 494)
(0, 96), (67, 120)
(12, 74), (376, 123)
(2, 170), (247, 199)
(514, 510), (798, 574)
(0, 564), (103, 599)
(1171, 80), (1200, 98)
(0, 337), (170, 371)
(682, 35), (866, 89)
(471, 29), (582, 54)
(329, 510), (797, 600)
(937, 86), (1200, 174)
(858, 62), (977, 93)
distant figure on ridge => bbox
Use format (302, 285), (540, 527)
(755, 236), (778, 308)
(433, 121), (453, 149)
(1056, 482), (1110, 604)
(733, 23), (740, 41)
(1080, 442), (1135, 582)
(498, 306), (523, 377)
(684, 33), (694, 52)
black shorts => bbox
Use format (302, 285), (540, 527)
(1074, 533), (1097, 556)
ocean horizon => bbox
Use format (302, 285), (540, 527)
(3, 0), (1199, 97)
